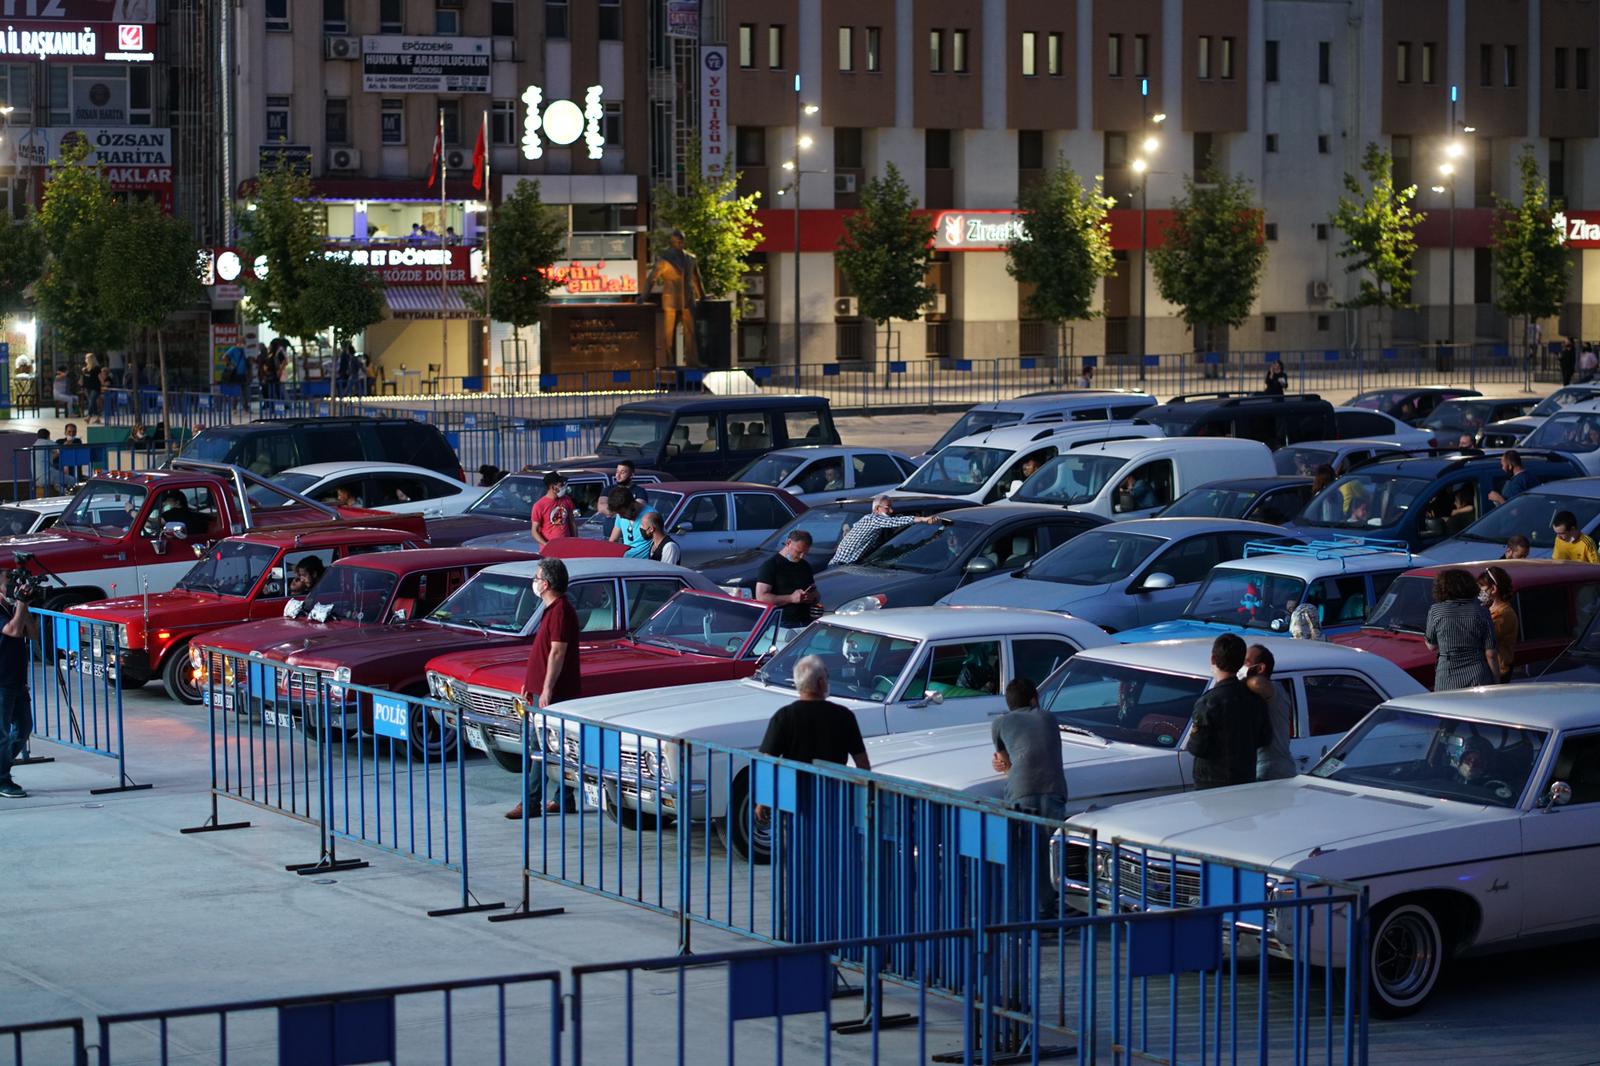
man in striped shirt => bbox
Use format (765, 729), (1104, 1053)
(828, 495), (944, 567)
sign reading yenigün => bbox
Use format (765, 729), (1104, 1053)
(361, 35), (489, 94)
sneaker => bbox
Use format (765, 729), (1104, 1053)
(0, 782), (27, 799)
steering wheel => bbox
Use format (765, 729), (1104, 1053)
(724, 637), (742, 653)
(870, 674), (897, 698)
(1476, 778), (1515, 801)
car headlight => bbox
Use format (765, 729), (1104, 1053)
(837, 594), (887, 615)
(641, 749), (659, 778)
(543, 725), (560, 752)
(116, 624), (130, 649)
(191, 647), (208, 680)
(333, 666), (352, 684)
(512, 694), (530, 719)
(426, 671), (443, 699)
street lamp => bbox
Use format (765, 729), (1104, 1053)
(783, 82), (820, 387)
(1134, 80), (1164, 376)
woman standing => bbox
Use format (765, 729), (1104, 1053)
(1425, 568), (1498, 691)
(1263, 360), (1289, 395)
(1478, 566), (1519, 683)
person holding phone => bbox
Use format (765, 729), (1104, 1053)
(755, 529), (822, 638)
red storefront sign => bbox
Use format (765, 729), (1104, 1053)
(200, 246), (482, 287)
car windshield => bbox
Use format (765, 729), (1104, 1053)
(899, 445), (1009, 496)
(1531, 387), (1600, 418)
(271, 472), (321, 496)
(1182, 569), (1309, 631)
(1163, 486), (1260, 520)
(1311, 706), (1547, 808)
(599, 412), (670, 453)
(57, 481), (146, 536)
(1422, 400), (1497, 432)
(1143, 412), (1200, 437)
(1025, 529), (1163, 586)
(1298, 473), (1431, 529)
(736, 453), (805, 487)
(0, 507), (37, 536)
(177, 541), (279, 597)
(859, 519), (980, 574)
(753, 621), (920, 702)
(1451, 492), (1600, 547)
(1038, 658), (1208, 748)
(1012, 453), (1128, 505)
(1273, 447), (1338, 477)
(930, 410), (1022, 453)
(465, 475), (545, 519)
(303, 565), (398, 623)
(1523, 411), (1600, 453)
(633, 595), (772, 658)
(426, 570), (540, 633)
(183, 432), (239, 464)
(1362, 575), (1434, 634)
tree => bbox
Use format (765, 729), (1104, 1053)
(650, 143), (763, 307)
(34, 139), (123, 361)
(299, 256), (387, 351)
(1330, 143), (1423, 349)
(96, 197), (202, 423)
(477, 178), (567, 331)
(1492, 145), (1571, 349)
(835, 163), (934, 358)
(1004, 159), (1116, 354)
(0, 219), (43, 323)
(238, 162), (326, 367)
(1149, 174), (1267, 351)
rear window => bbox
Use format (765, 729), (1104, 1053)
(373, 422), (461, 474)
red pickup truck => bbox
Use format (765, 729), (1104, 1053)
(7, 459), (425, 611)
(66, 525), (426, 701)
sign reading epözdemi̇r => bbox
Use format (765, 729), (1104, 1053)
(361, 35), (489, 94)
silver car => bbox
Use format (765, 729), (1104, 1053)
(733, 445), (918, 506)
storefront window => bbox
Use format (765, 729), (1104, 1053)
(50, 65), (152, 126)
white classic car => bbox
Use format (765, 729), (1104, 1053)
(533, 606), (1114, 859)
(1061, 685), (1600, 1015)
(863, 637), (1423, 807)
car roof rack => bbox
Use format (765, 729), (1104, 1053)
(1242, 535), (1412, 569)
(1167, 391), (1323, 406)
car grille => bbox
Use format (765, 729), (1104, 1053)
(462, 688), (516, 721)
(1116, 853), (1202, 907)
(617, 750), (657, 780)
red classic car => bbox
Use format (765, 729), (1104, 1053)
(66, 525), (425, 701)
(429, 590), (783, 774)
(1332, 559), (1600, 687)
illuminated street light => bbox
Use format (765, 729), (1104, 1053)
(1142, 134), (1160, 155)
(1131, 157), (1148, 175)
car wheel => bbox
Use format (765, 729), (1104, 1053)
(161, 645), (202, 704)
(405, 697), (458, 761)
(1369, 901), (1446, 1017)
(485, 745), (524, 774)
(714, 770), (772, 864)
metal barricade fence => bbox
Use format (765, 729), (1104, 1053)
(23, 609), (150, 795)
(95, 969), (562, 1066)
(0, 1017), (87, 1066)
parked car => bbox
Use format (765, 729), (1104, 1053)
(1514, 399), (1600, 474)
(1272, 439), (1408, 478)
(575, 395), (841, 480)
(531, 606), (1114, 858)
(67, 525), (425, 701)
(272, 462), (484, 516)
(733, 445), (918, 505)
(939, 517), (1292, 633)
(1161, 476), (1315, 526)
(1115, 537), (1413, 643)
(1531, 594), (1600, 681)
(921, 390), (1157, 460)
(1333, 559), (1600, 687)
(1332, 406), (1434, 446)
(424, 467), (672, 548)
(1005, 437), (1276, 521)
(894, 422), (1162, 505)
(697, 495), (979, 596)
(817, 503), (1107, 615)
(863, 636), (1420, 804)
(1344, 386), (1481, 424)
(1135, 393), (1337, 449)
(435, 589), (787, 774)
(1423, 478), (1600, 563)
(0, 494), (72, 536)
(1420, 397), (1539, 446)
(1482, 384), (1600, 447)
(1062, 686), (1600, 1014)
(1288, 450), (1584, 552)
(181, 417), (464, 480)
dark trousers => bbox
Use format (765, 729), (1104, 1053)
(1013, 793), (1067, 919)
(0, 687), (32, 786)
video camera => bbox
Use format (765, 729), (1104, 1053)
(6, 553), (47, 606)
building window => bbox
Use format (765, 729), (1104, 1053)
(738, 24), (754, 68)
(1197, 36), (1211, 79)
(1265, 39), (1278, 82)
(1104, 131), (1127, 168)
(1479, 44), (1492, 87)
(1316, 223), (1329, 240)
(1580, 48), (1592, 90)
(1047, 32), (1062, 75)
(1421, 42), (1436, 84)
(1107, 33), (1122, 77)
(1395, 41), (1410, 84)
(839, 26), (854, 71)
(1264, 222), (1278, 241)
(603, 103), (623, 147)
(769, 25), (784, 69)
(1265, 133), (1277, 153)
(1391, 134), (1412, 190)
(1505, 44), (1518, 87)
(266, 0), (289, 31)
(835, 126), (864, 169)
(1021, 30), (1036, 77)
(266, 94), (291, 143)
(866, 27), (882, 72)
(1194, 131), (1217, 180)
(1550, 138), (1566, 200)
(1317, 133), (1329, 153)
(380, 98), (404, 145)
(735, 126), (765, 166)
(546, 0), (567, 39)
(598, 0), (621, 40)
(322, 0), (346, 33)
(1018, 129), (1044, 170)
(435, 7), (459, 35)
(441, 100), (462, 145)
(952, 29), (969, 73)
(1318, 41), (1330, 84)
(929, 29), (944, 72)
(926, 128), (952, 170)
(1134, 34), (1148, 78)
(490, 100), (516, 145)
(379, 0), (403, 33)
(1264, 315), (1277, 333)
(1316, 314), (1330, 332)
(1220, 37), (1234, 79)
(325, 97), (349, 146)
(490, 0), (514, 37)
(1555, 47), (1569, 90)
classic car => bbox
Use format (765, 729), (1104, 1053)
(422, 467), (671, 548)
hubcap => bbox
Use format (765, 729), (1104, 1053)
(1373, 911), (1437, 1003)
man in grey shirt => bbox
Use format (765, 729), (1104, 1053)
(1245, 644), (1296, 780)
(991, 678), (1068, 918)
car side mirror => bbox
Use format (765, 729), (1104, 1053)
(1542, 780), (1573, 809)
(163, 521), (188, 541)
(674, 523), (691, 534)
(964, 557), (996, 575)
(920, 689), (944, 706)
(1141, 572), (1176, 591)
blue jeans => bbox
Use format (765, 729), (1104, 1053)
(0, 687), (31, 786)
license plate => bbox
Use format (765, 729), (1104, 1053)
(582, 783), (600, 810)
(264, 709), (291, 729)
(464, 723), (487, 752)
(201, 689), (236, 710)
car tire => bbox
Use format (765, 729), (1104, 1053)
(1369, 901), (1446, 1017)
(485, 745), (524, 774)
(404, 693), (458, 762)
(715, 770), (772, 865)
(161, 645), (202, 704)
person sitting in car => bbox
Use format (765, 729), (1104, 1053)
(289, 557), (325, 596)
(155, 490), (208, 541)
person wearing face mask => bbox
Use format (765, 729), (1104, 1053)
(1478, 566), (1518, 683)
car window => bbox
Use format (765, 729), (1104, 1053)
(676, 493), (730, 533)
(1306, 575), (1372, 627)
(1336, 410), (1398, 438)
(910, 639), (1002, 700)
(624, 578), (684, 630)
(375, 422), (459, 473)
(726, 414), (771, 452)
(570, 580), (619, 633)
(1011, 637), (1081, 686)
(1149, 534), (1227, 586)
(853, 452), (905, 487)
(1575, 583), (1600, 638)
(1252, 485), (1312, 525)
(666, 414), (720, 456)
(371, 475), (441, 505)
(893, 454), (920, 478)
(1417, 478), (1476, 542)
(734, 492), (792, 531)
(791, 457), (845, 495)
(304, 427), (358, 464)
(1285, 409), (1330, 444)
(1111, 459), (1174, 513)
(1303, 673), (1384, 737)
(275, 548), (336, 599)
(1111, 404), (1150, 420)
(977, 525), (1044, 570)
(782, 409), (826, 445)
(1543, 731), (1600, 806)
(1233, 413), (1278, 447)
(1518, 585), (1572, 642)
(1069, 406), (1110, 422)
(403, 567), (470, 618)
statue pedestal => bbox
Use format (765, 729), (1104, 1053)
(539, 303), (663, 388)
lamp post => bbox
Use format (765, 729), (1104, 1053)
(783, 79), (820, 388)
(1133, 81), (1164, 377)
(1439, 87), (1475, 351)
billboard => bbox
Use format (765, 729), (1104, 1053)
(362, 36), (490, 94)
(700, 46), (727, 180)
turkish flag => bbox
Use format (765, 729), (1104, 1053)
(471, 117), (486, 191)
(426, 124), (442, 189)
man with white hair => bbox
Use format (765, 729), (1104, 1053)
(828, 495), (943, 567)
(755, 656), (870, 822)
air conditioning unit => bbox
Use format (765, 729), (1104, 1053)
(834, 296), (859, 317)
(323, 35), (361, 59)
(1308, 279), (1332, 302)
(742, 297), (766, 320)
(445, 149), (468, 169)
(834, 173), (857, 195)
(742, 273), (765, 296)
(924, 292), (947, 315)
(328, 146), (362, 171)
(437, 0), (464, 7)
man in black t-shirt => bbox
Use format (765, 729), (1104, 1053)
(0, 570), (37, 799)
(1184, 634), (1271, 789)
(755, 656), (870, 823)
(755, 529), (820, 632)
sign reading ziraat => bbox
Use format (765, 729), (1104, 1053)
(930, 210), (1031, 251)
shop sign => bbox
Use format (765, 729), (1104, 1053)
(16, 125), (169, 166)
(199, 246), (485, 287)
(1554, 211), (1600, 248)
(700, 46), (726, 180)
(362, 35), (489, 94)
(930, 210), (1030, 251)
(540, 260), (639, 298)
(665, 0), (699, 39)
(258, 143), (312, 176)
(0, 21), (152, 62)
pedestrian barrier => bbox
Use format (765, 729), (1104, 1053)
(0, 1017), (86, 1066)
(182, 646), (504, 916)
(95, 969), (562, 1066)
(22, 609), (150, 795)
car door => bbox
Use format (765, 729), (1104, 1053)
(1291, 671), (1388, 772)
(1513, 584), (1579, 672)
(722, 412), (774, 477)
(670, 492), (732, 559)
(661, 413), (722, 479)
(732, 492), (796, 551)
(787, 456), (846, 498)
(1110, 459), (1176, 518)
(963, 522), (1048, 584)
(1128, 533), (1230, 626)
(851, 451), (910, 495)
(1521, 729), (1600, 932)
(885, 637), (1006, 732)
(568, 578), (622, 636)
(1008, 636), (1085, 690)
(622, 577), (686, 634)
(1250, 484), (1313, 525)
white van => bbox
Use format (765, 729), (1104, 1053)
(894, 421), (1164, 505)
(1004, 436), (1275, 520)
(920, 390), (1157, 459)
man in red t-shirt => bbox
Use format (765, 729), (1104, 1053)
(528, 472), (575, 547)
(506, 557), (582, 819)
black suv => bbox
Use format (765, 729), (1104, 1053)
(180, 417), (463, 480)
(1137, 392), (1338, 449)
(583, 395), (841, 479)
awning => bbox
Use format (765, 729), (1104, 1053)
(384, 285), (484, 319)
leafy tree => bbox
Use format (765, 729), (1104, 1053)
(300, 256), (386, 350)
(1330, 143), (1423, 349)
(0, 219), (43, 322)
(476, 178), (567, 330)
(650, 142), (763, 307)
(1492, 146), (1571, 346)
(34, 139), (122, 360)
(1149, 174), (1267, 349)
(835, 163), (934, 357)
(1005, 159), (1116, 352)
(96, 196), (202, 423)
(238, 162), (326, 363)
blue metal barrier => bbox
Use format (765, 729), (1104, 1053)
(95, 969), (562, 1066)
(0, 1017), (86, 1065)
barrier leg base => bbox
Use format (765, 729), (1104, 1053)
(428, 900), (507, 918)
(932, 1041), (1076, 1064)
(181, 820), (251, 834)
(487, 904), (565, 923)
(288, 858), (369, 875)
(13, 754), (54, 765)
(89, 780), (152, 796)
(831, 1012), (917, 1035)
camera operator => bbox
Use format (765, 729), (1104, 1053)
(0, 569), (38, 799)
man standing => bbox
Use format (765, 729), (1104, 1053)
(756, 529), (821, 634)
(505, 558), (581, 819)
(606, 486), (658, 559)
(640, 510), (681, 565)
(0, 570), (37, 799)
(1487, 450), (1537, 507)
(529, 472), (575, 548)
(1244, 645), (1296, 780)
(754, 656), (870, 822)
(829, 495), (943, 567)
(56, 422), (81, 487)
(1561, 337), (1578, 387)
(1183, 634), (1270, 789)
(991, 677), (1068, 917)
(1551, 510), (1600, 563)
(643, 229), (705, 367)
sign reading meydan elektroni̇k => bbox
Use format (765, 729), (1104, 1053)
(521, 84), (605, 162)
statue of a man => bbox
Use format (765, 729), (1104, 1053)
(643, 229), (705, 366)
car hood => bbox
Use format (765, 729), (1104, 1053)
(940, 572), (1104, 610)
(1115, 619), (1256, 643)
(278, 622), (522, 674)
(1333, 630), (1431, 670)
(695, 546), (772, 585)
(463, 530), (543, 551)
(69, 589), (246, 626)
(423, 513), (523, 548)
(815, 566), (946, 609)
(201, 617), (389, 659)
(543, 678), (879, 745)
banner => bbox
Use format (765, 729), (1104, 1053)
(540, 260), (639, 298)
(666, 0), (699, 39)
(15, 126), (170, 167)
(700, 45), (727, 180)
(0, 22), (154, 62)
(362, 36), (490, 94)
(201, 246), (484, 288)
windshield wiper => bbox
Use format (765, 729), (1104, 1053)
(645, 637), (691, 654)
(1058, 723), (1109, 743)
